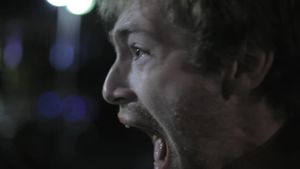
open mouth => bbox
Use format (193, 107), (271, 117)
(118, 116), (169, 169)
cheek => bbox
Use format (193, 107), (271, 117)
(137, 66), (223, 126)
(131, 68), (183, 125)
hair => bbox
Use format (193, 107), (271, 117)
(97, 0), (300, 117)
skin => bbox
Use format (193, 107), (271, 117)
(102, 1), (284, 169)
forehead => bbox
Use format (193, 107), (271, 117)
(110, 0), (195, 51)
(111, 0), (167, 37)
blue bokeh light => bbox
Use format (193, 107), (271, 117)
(37, 92), (62, 119)
(49, 41), (75, 71)
(3, 35), (23, 69)
(62, 96), (87, 122)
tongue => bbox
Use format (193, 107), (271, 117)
(154, 138), (167, 169)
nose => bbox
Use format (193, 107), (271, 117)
(102, 62), (137, 105)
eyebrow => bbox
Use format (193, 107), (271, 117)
(109, 22), (154, 45)
(108, 28), (131, 45)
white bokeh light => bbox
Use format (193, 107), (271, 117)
(46, 0), (69, 7)
(66, 0), (96, 15)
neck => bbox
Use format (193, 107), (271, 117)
(236, 95), (286, 154)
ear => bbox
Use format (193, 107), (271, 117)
(222, 49), (274, 99)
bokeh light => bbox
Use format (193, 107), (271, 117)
(3, 34), (23, 69)
(46, 0), (69, 7)
(62, 95), (87, 122)
(37, 92), (62, 119)
(49, 41), (75, 71)
(66, 0), (96, 15)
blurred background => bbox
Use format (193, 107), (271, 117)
(0, 0), (152, 169)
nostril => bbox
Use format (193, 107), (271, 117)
(103, 87), (137, 105)
(113, 97), (128, 105)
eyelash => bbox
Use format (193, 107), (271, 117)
(130, 44), (150, 60)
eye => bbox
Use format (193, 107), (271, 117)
(131, 44), (150, 60)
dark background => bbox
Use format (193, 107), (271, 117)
(0, 1), (153, 169)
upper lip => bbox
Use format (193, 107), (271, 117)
(117, 105), (164, 141)
(118, 113), (160, 139)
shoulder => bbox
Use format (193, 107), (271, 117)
(224, 116), (300, 169)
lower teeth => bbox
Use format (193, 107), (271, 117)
(153, 137), (167, 168)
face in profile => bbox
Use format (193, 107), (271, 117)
(102, 1), (253, 169)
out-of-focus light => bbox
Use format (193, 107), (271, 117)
(62, 96), (87, 122)
(49, 41), (74, 71)
(3, 35), (23, 69)
(66, 0), (96, 15)
(46, 0), (69, 7)
(37, 92), (62, 119)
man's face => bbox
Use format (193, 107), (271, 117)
(102, 1), (246, 169)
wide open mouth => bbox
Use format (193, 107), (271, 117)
(119, 116), (170, 169)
